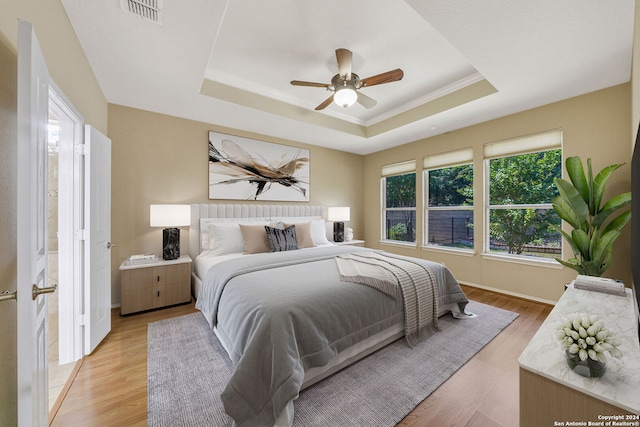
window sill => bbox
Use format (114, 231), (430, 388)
(481, 252), (564, 269)
(379, 240), (417, 249)
(420, 245), (475, 257)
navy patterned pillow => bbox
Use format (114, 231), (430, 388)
(265, 225), (298, 252)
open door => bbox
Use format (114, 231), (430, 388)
(84, 125), (112, 354)
(16, 20), (54, 426)
(16, 26), (111, 425)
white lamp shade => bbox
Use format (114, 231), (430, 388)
(333, 87), (357, 108)
(150, 204), (190, 227)
(328, 206), (350, 222)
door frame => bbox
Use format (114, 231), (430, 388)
(48, 82), (85, 364)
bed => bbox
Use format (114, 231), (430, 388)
(189, 204), (470, 427)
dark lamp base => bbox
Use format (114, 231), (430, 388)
(162, 228), (180, 260)
(333, 221), (345, 243)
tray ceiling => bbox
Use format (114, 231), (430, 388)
(61, 0), (633, 155)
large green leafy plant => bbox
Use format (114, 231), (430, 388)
(552, 156), (631, 277)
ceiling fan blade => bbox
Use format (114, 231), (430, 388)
(315, 94), (335, 111)
(336, 48), (352, 81)
(360, 68), (404, 87)
(290, 80), (329, 88)
(356, 91), (377, 109)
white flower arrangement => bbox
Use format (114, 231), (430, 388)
(556, 312), (622, 364)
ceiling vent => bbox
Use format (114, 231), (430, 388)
(120, 0), (163, 25)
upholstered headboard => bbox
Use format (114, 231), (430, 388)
(188, 204), (326, 261)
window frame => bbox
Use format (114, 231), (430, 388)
(483, 130), (563, 263)
(422, 148), (474, 253)
(380, 160), (417, 245)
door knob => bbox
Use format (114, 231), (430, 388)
(107, 242), (116, 249)
(32, 283), (57, 300)
(0, 290), (17, 302)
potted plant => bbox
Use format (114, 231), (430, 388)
(552, 156), (631, 277)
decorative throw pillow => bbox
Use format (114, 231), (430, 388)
(284, 221), (315, 248)
(239, 223), (271, 254)
(265, 225), (298, 252)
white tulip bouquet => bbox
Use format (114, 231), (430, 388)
(556, 312), (622, 364)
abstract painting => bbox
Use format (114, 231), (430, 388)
(208, 131), (310, 201)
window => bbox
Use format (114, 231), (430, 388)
(484, 130), (562, 259)
(381, 161), (416, 243)
(423, 148), (474, 251)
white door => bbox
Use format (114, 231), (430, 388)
(84, 125), (112, 354)
(16, 20), (53, 426)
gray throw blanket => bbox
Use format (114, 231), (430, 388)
(335, 251), (440, 346)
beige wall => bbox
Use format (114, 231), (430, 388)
(0, 33), (19, 427)
(0, 1), (108, 423)
(363, 84), (632, 303)
(634, 0), (640, 137)
(108, 104), (364, 305)
(0, 0), (107, 133)
(0, 3), (635, 423)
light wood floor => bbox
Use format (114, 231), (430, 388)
(50, 285), (552, 427)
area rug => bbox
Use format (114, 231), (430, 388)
(147, 301), (518, 426)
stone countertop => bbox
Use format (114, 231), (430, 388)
(518, 284), (640, 413)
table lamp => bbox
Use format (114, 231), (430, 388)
(150, 204), (190, 260)
(328, 207), (350, 242)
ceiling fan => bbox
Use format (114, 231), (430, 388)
(291, 48), (404, 111)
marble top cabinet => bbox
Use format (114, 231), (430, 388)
(518, 285), (640, 426)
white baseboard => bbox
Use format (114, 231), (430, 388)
(460, 281), (557, 306)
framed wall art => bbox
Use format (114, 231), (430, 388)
(208, 131), (310, 201)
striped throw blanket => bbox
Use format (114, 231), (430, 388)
(335, 252), (439, 347)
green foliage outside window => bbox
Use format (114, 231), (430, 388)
(384, 173), (416, 242)
(386, 173), (416, 208)
(426, 164), (474, 249)
(384, 150), (563, 255)
(489, 150), (561, 205)
(388, 222), (409, 241)
(428, 164), (473, 207)
(488, 150), (562, 256)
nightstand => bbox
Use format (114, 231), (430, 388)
(119, 255), (192, 315)
(333, 239), (365, 247)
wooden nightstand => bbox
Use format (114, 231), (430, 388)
(119, 255), (192, 315)
(333, 239), (365, 247)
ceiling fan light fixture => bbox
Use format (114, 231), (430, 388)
(333, 87), (357, 108)
(292, 49), (401, 111)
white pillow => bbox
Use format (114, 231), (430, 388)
(200, 217), (269, 253)
(275, 216), (322, 224)
(310, 219), (331, 245)
(208, 223), (245, 255)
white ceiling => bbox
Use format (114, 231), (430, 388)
(60, 0), (634, 155)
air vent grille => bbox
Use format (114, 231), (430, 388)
(120, 0), (163, 25)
